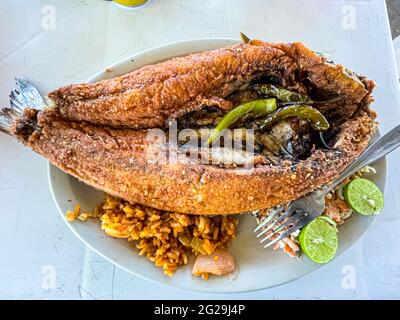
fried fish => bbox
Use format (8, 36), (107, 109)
(0, 40), (377, 215)
(48, 41), (373, 129)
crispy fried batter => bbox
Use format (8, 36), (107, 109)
(2, 40), (378, 215)
(49, 41), (372, 129)
(9, 107), (376, 215)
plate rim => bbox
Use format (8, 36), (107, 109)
(47, 37), (388, 293)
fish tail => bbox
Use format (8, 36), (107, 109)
(1, 77), (45, 136)
(0, 106), (21, 134)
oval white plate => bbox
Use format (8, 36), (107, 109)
(48, 38), (387, 293)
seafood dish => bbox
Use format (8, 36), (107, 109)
(0, 37), (381, 278)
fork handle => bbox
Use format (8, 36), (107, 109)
(327, 123), (400, 192)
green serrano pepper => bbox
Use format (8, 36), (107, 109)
(207, 98), (277, 145)
(256, 84), (312, 103)
(260, 105), (329, 131)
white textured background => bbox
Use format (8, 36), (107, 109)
(0, 0), (399, 299)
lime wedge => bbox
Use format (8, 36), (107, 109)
(299, 218), (338, 264)
(344, 178), (384, 215)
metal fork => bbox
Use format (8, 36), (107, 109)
(254, 123), (400, 248)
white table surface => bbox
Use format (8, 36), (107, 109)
(1, 0), (400, 300)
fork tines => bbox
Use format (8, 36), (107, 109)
(255, 207), (309, 248)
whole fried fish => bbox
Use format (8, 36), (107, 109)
(0, 106), (376, 215)
(0, 40), (377, 215)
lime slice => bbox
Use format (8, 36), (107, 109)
(299, 218), (338, 264)
(344, 178), (384, 215)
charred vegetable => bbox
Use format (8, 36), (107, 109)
(240, 32), (251, 43)
(256, 84), (312, 103)
(207, 98), (277, 144)
(260, 105), (329, 132)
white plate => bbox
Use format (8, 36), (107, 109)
(48, 38), (387, 293)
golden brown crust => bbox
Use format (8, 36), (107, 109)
(49, 43), (286, 128)
(48, 41), (371, 129)
(18, 109), (376, 215)
(5, 40), (378, 215)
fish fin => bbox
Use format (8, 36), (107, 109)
(0, 106), (21, 135)
(1, 78), (44, 136)
(10, 77), (47, 110)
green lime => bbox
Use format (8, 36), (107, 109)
(344, 178), (384, 215)
(299, 218), (338, 264)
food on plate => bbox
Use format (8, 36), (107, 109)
(66, 194), (237, 277)
(0, 40), (377, 216)
(47, 40), (373, 130)
(299, 217), (338, 264)
(0, 37), (384, 277)
(192, 249), (236, 279)
(344, 178), (384, 215)
(258, 168), (382, 261)
(206, 98), (278, 144)
(67, 170), (381, 275)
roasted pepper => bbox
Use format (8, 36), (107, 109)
(260, 105), (329, 131)
(240, 32), (251, 44)
(256, 84), (312, 103)
(207, 98), (277, 144)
